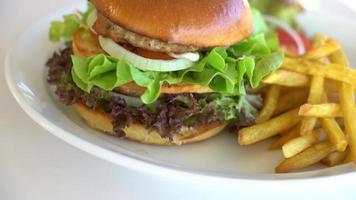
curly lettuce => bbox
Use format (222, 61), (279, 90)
(49, 3), (94, 42)
(71, 33), (283, 104)
(249, 0), (302, 29)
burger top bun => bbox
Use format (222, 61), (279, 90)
(91, 0), (253, 48)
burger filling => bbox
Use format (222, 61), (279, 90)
(47, 3), (284, 139)
(47, 48), (263, 138)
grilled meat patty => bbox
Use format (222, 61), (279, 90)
(93, 12), (203, 53)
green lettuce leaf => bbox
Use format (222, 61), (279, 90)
(249, 0), (302, 29)
(252, 9), (268, 35)
(71, 33), (283, 104)
(49, 2), (94, 42)
(214, 94), (261, 121)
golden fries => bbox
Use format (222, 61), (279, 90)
(299, 36), (327, 136)
(320, 118), (348, 151)
(344, 150), (353, 163)
(339, 83), (356, 161)
(324, 79), (356, 95)
(282, 58), (356, 86)
(256, 85), (280, 123)
(270, 127), (300, 149)
(240, 34), (356, 173)
(274, 89), (308, 115)
(312, 34), (329, 46)
(269, 127), (300, 150)
(276, 141), (335, 173)
(321, 151), (348, 166)
(300, 116), (317, 136)
(300, 76), (324, 135)
(298, 103), (342, 118)
(238, 109), (301, 145)
(282, 129), (322, 158)
(331, 47), (356, 162)
(330, 47), (350, 67)
(262, 70), (310, 87)
(303, 40), (341, 60)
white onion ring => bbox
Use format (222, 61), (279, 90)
(99, 36), (195, 72)
(86, 10), (97, 34)
(263, 15), (306, 55)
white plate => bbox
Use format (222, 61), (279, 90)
(5, 0), (356, 183)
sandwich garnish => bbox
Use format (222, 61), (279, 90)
(47, 1), (283, 142)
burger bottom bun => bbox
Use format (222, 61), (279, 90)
(74, 102), (226, 145)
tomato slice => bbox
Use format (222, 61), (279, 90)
(73, 29), (104, 57)
(120, 43), (174, 60)
(277, 29), (312, 55)
(300, 32), (312, 51)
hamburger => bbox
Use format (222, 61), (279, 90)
(47, 0), (283, 145)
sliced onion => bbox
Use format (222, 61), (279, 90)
(169, 52), (200, 62)
(99, 36), (195, 72)
(263, 15), (306, 55)
(86, 10), (97, 33)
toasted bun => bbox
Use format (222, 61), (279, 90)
(91, 0), (253, 47)
(74, 102), (226, 145)
(72, 29), (213, 95)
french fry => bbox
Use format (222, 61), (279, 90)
(276, 141), (335, 173)
(321, 92), (329, 103)
(300, 32), (327, 138)
(282, 58), (356, 86)
(269, 126), (300, 150)
(298, 103), (342, 118)
(282, 129), (323, 158)
(329, 43), (350, 67)
(325, 80), (340, 94)
(256, 85), (280, 124)
(303, 40), (341, 60)
(321, 150), (348, 166)
(300, 35), (327, 135)
(344, 150), (353, 163)
(238, 109), (301, 145)
(339, 83), (356, 161)
(320, 118), (348, 152)
(300, 118), (318, 136)
(331, 47), (356, 162)
(274, 89), (308, 115)
(312, 34), (329, 46)
(300, 76), (324, 135)
(262, 70), (310, 87)
(305, 34), (331, 63)
(324, 80), (356, 95)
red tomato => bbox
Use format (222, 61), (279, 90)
(277, 29), (312, 55)
(120, 43), (174, 60)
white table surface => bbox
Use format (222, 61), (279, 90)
(1, 1), (356, 200)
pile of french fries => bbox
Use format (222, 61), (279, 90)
(238, 34), (356, 173)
